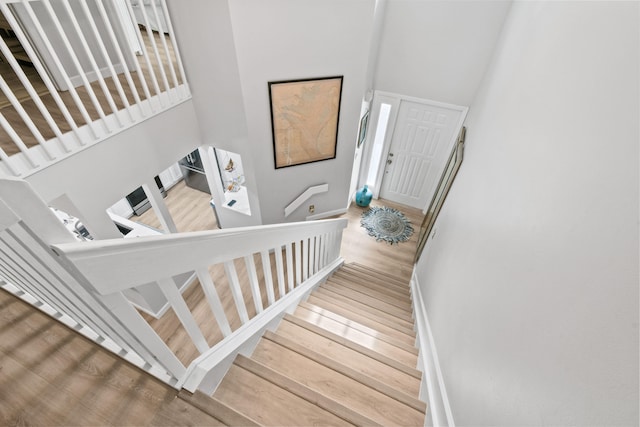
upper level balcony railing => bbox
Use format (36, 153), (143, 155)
(0, 0), (189, 177)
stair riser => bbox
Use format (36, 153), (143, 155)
(320, 284), (415, 322)
(251, 340), (425, 426)
(296, 303), (418, 354)
(313, 287), (416, 331)
(306, 294), (417, 343)
(326, 277), (413, 310)
(333, 270), (411, 298)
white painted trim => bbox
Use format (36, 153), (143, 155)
(179, 257), (344, 392)
(305, 208), (347, 221)
(411, 272), (455, 427)
(284, 184), (329, 217)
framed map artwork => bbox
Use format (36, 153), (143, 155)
(268, 76), (343, 169)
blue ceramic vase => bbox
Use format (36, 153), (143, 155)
(355, 185), (373, 207)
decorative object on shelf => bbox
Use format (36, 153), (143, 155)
(357, 109), (370, 148)
(355, 184), (373, 207)
(216, 148), (245, 193)
(361, 206), (414, 244)
(226, 177), (242, 192)
(269, 76), (343, 169)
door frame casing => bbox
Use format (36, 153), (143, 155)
(364, 91), (468, 212)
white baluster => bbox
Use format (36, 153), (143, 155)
(39, 0), (112, 133)
(0, 112), (38, 168)
(223, 261), (249, 323)
(123, 0), (163, 107)
(78, 0), (134, 123)
(148, 0), (178, 89)
(158, 0), (189, 96)
(0, 35), (71, 153)
(157, 278), (209, 354)
(94, 0), (146, 118)
(0, 74), (55, 161)
(260, 250), (275, 305)
(285, 242), (294, 292)
(275, 246), (285, 298)
(135, 0), (172, 102)
(60, 0), (123, 127)
(243, 255), (264, 314)
(302, 238), (309, 281)
(314, 234), (321, 273)
(295, 240), (302, 286)
(196, 267), (232, 337)
(2, 1), (90, 144)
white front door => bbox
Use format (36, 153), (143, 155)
(379, 99), (466, 209)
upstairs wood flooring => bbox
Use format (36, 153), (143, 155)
(0, 27), (181, 156)
(0, 185), (424, 426)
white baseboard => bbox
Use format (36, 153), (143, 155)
(411, 272), (455, 427)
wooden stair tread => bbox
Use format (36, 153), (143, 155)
(251, 339), (425, 426)
(345, 263), (411, 290)
(335, 265), (411, 291)
(263, 331), (426, 410)
(213, 363), (354, 426)
(306, 294), (416, 343)
(272, 322), (421, 396)
(326, 276), (413, 310)
(312, 287), (416, 332)
(235, 355), (377, 426)
(295, 302), (418, 354)
(309, 288), (416, 338)
(151, 394), (228, 426)
(332, 269), (411, 299)
(321, 279), (413, 322)
(320, 283), (414, 322)
(178, 390), (255, 426)
(283, 314), (419, 370)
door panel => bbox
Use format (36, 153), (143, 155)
(380, 99), (465, 209)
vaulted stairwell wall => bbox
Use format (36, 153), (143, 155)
(412, 2), (639, 425)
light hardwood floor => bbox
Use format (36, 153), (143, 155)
(0, 185), (424, 425)
(132, 179), (219, 232)
(0, 289), (224, 426)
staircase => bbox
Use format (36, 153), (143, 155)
(180, 263), (427, 426)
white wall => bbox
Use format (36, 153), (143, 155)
(375, 0), (511, 106)
(24, 101), (203, 239)
(228, 0), (375, 224)
(414, 1), (639, 425)
(167, 0), (262, 227)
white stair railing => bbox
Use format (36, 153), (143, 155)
(0, 177), (182, 384)
(0, 177), (348, 389)
(0, 0), (189, 177)
(53, 218), (347, 390)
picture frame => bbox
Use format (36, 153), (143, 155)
(268, 76), (343, 169)
(357, 109), (370, 148)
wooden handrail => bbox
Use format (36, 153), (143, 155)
(52, 218), (347, 294)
